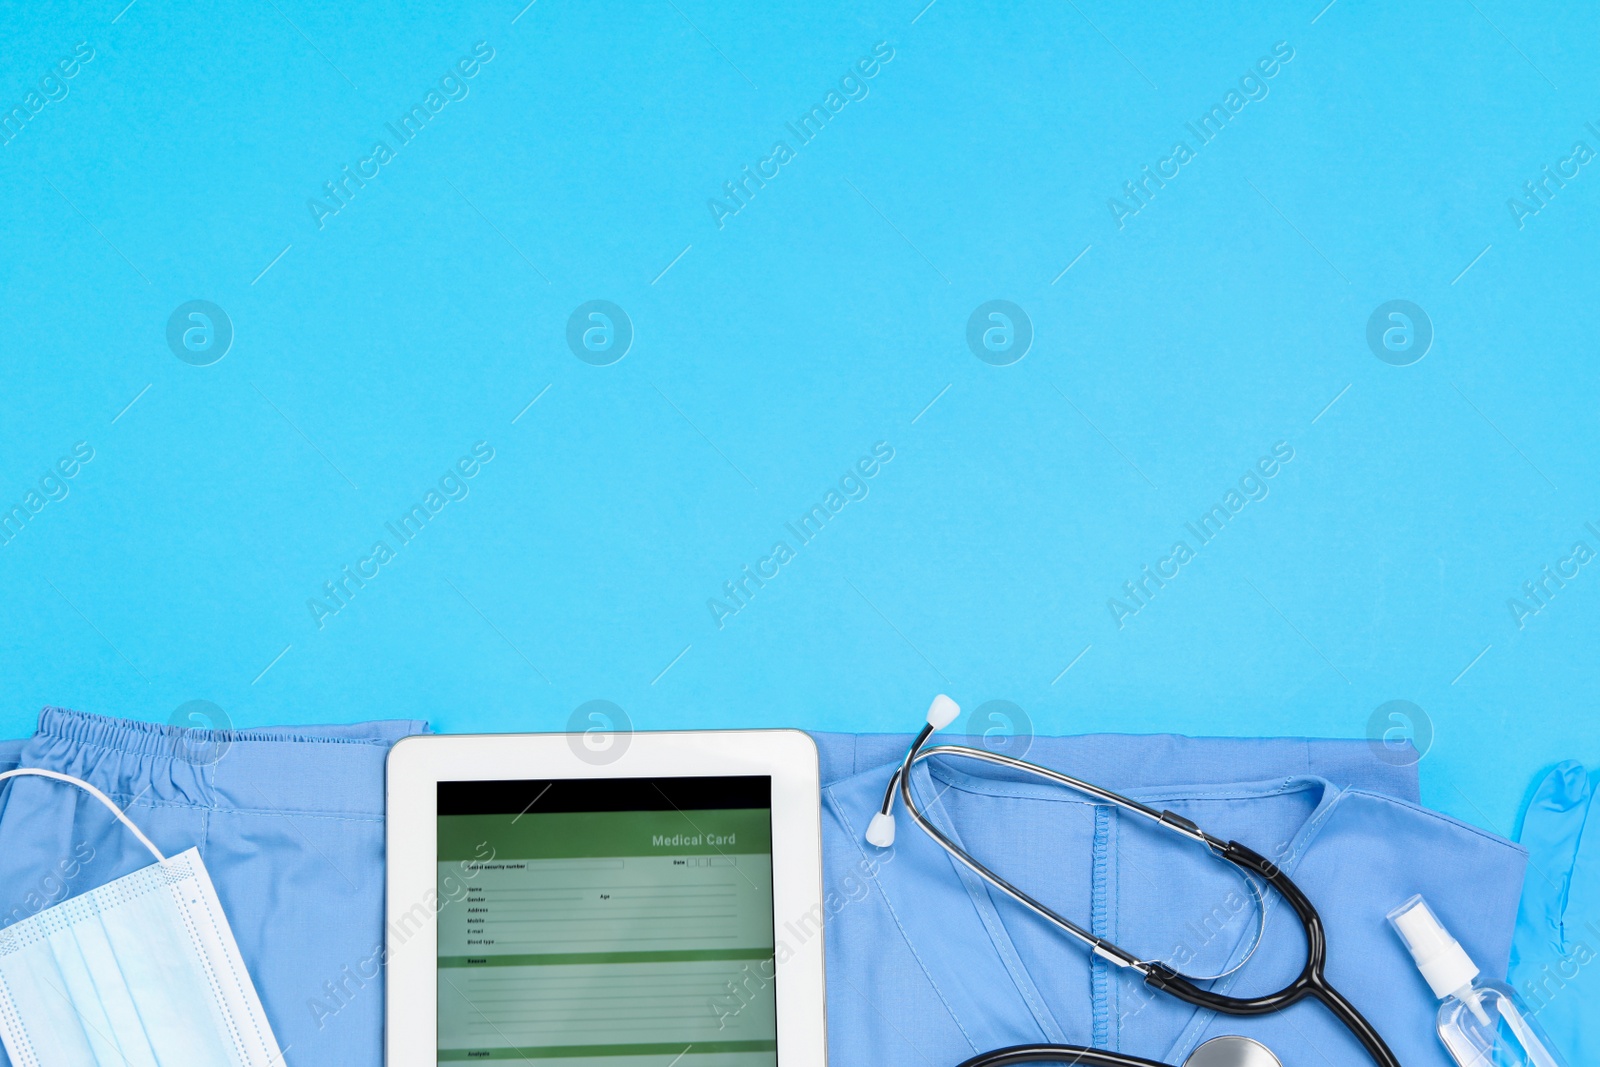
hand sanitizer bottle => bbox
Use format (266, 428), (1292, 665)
(1388, 895), (1569, 1067)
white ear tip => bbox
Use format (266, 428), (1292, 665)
(926, 694), (960, 730)
(866, 811), (897, 848)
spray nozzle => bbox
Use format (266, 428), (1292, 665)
(1388, 895), (1487, 1022)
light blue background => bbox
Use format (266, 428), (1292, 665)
(1, 0), (1596, 839)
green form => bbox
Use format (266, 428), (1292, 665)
(437, 797), (777, 1065)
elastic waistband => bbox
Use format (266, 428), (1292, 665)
(36, 706), (425, 755)
(18, 707), (428, 819)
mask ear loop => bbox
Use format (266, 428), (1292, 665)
(0, 768), (166, 863)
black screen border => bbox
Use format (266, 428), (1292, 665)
(437, 774), (772, 815)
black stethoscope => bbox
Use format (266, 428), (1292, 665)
(865, 696), (1402, 1067)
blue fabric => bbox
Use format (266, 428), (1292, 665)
(0, 711), (1521, 1067)
(0, 708), (428, 1067)
(809, 731), (1425, 800)
(820, 739), (1527, 1067)
(1510, 761), (1597, 1063)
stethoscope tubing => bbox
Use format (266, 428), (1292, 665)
(890, 744), (1144, 969)
(882, 734), (1403, 1067)
(953, 1044), (1172, 1067)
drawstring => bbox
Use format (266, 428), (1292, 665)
(0, 768), (166, 862)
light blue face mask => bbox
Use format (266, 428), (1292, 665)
(0, 768), (286, 1067)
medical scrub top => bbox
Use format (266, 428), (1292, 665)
(819, 735), (1526, 1067)
(0, 711), (1527, 1067)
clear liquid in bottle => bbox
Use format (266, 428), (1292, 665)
(1388, 895), (1570, 1067)
(1436, 978), (1567, 1067)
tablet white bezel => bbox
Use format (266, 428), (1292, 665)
(385, 729), (826, 1066)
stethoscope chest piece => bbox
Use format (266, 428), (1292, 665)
(1183, 1037), (1281, 1067)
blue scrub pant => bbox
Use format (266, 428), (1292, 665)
(0, 707), (427, 1066)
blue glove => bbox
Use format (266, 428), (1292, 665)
(1510, 761), (1598, 1062)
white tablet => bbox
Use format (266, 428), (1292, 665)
(385, 729), (826, 1067)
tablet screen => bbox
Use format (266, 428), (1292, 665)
(436, 776), (778, 1065)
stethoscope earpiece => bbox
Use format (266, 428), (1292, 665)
(925, 693), (961, 730)
(864, 693), (962, 850)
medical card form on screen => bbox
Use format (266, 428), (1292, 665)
(436, 776), (778, 1066)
